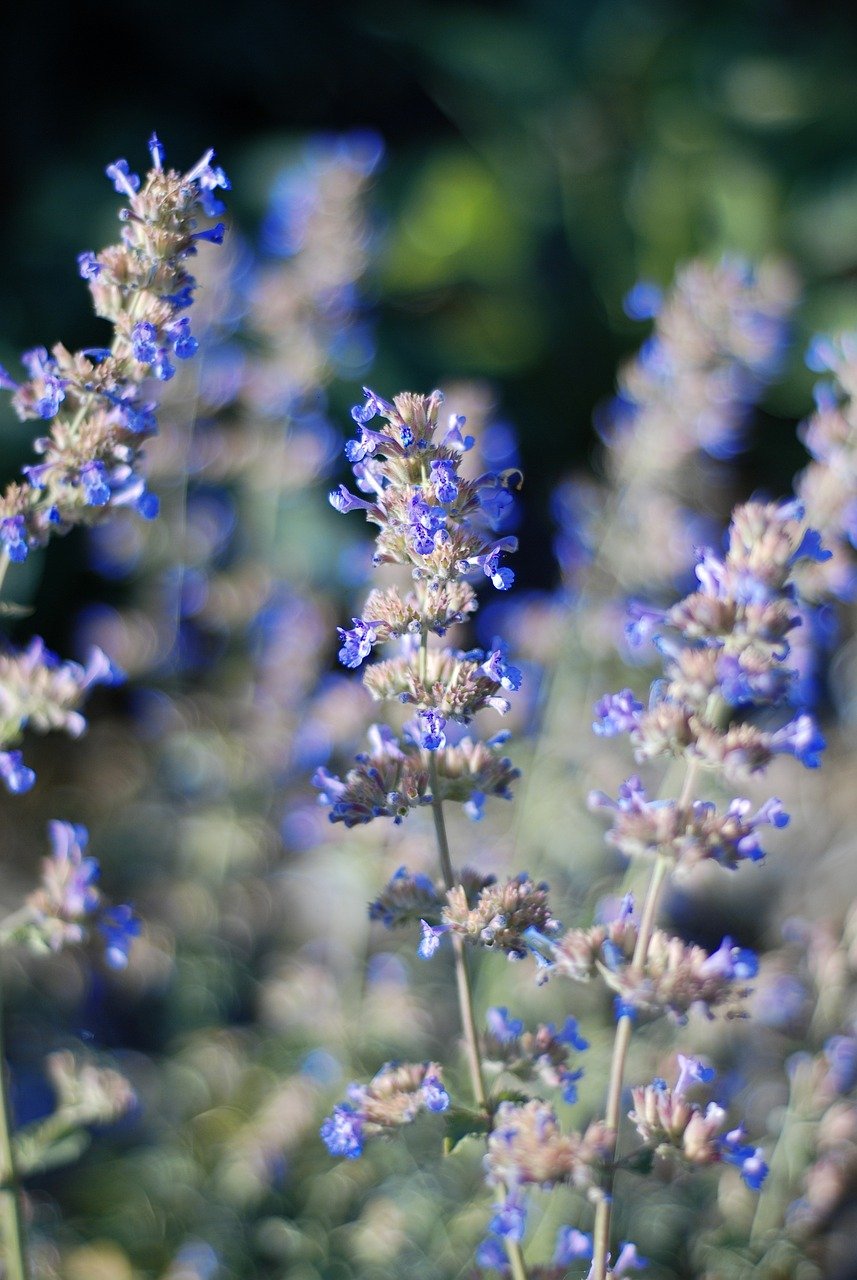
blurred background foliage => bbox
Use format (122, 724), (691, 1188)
(3, 2), (857, 1278)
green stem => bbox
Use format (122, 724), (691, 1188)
(591, 759), (697, 1280)
(427, 752), (527, 1280)
(0, 552), (29, 1280)
(0, 967), (29, 1280)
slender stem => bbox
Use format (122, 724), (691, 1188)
(427, 751), (527, 1280)
(0, 547), (29, 1280)
(591, 759), (698, 1279)
(0, 968), (29, 1280)
(429, 754), (487, 1110)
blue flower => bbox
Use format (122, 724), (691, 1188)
(613, 1241), (649, 1274)
(320, 1104), (364, 1159)
(418, 919), (448, 959)
(486, 1007), (524, 1042)
(481, 646), (522, 692)
(421, 1075), (450, 1112)
(720, 1128), (768, 1190)
(771, 715), (826, 769)
(168, 317), (199, 360)
(430, 459), (459, 504)
(131, 322), (159, 365)
(80, 461), (111, 507)
(489, 1195), (526, 1242)
(475, 1237), (509, 1270)
(556, 1016), (589, 1052)
(77, 252), (102, 280)
(0, 750), (36, 795)
(416, 709), (446, 751)
(1, 515), (29, 563)
(337, 618), (378, 668)
(674, 1055), (716, 1098)
(98, 904), (140, 969)
(592, 689), (644, 737)
(623, 280), (663, 321)
(553, 1227), (592, 1266)
(105, 158), (141, 197)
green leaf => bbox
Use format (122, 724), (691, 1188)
(443, 1106), (490, 1153)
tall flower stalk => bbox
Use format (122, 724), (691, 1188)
(0, 137), (227, 1279)
(584, 500), (830, 1277)
(315, 387), (531, 1275)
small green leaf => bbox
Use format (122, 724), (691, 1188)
(443, 1106), (490, 1153)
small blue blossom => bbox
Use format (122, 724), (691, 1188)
(556, 1016), (589, 1052)
(337, 618), (379, 668)
(168, 317), (199, 360)
(137, 490), (160, 520)
(823, 1035), (857, 1096)
(105, 158), (141, 197)
(464, 790), (486, 821)
(592, 689), (644, 736)
(148, 132), (166, 169)
(421, 1074), (450, 1112)
(624, 279), (663, 321)
(481, 646), (522, 692)
(80, 461), (111, 507)
(0, 750), (36, 795)
(475, 1237), (509, 1270)
(675, 1054), (716, 1098)
(699, 937), (758, 981)
(98, 904), (140, 969)
(720, 1128), (768, 1190)
(191, 223), (226, 246)
(771, 714), (826, 769)
(443, 414), (475, 452)
(553, 1226), (592, 1266)
(486, 1007), (525, 1042)
(489, 1195), (526, 1242)
(131, 322), (159, 365)
(1, 515), (29, 563)
(416, 709), (446, 751)
(76, 252), (102, 280)
(613, 1241), (649, 1274)
(418, 919), (448, 959)
(320, 1104), (364, 1158)
(328, 484), (373, 514)
(430, 459), (458, 504)
(789, 527), (831, 565)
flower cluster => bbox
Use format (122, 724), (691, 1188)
(628, 1055), (768, 1190)
(588, 777), (790, 873)
(542, 909), (757, 1023)
(316, 387), (523, 827)
(484, 1099), (611, 1191)
(555, 257), (796, 596)
(593, 500), (828, 777)
(2, 821), (139, 968)
(482, 1007), (589, 1103)
(313, 723), (520, 827)
(0, 638), (119, 793)
(440, 873), (559, 960)
(320, 1060), (449, 1159)
(0, 136), (227, 564)
(792, 333), (857, 602)
(368, 864), (493, 929)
